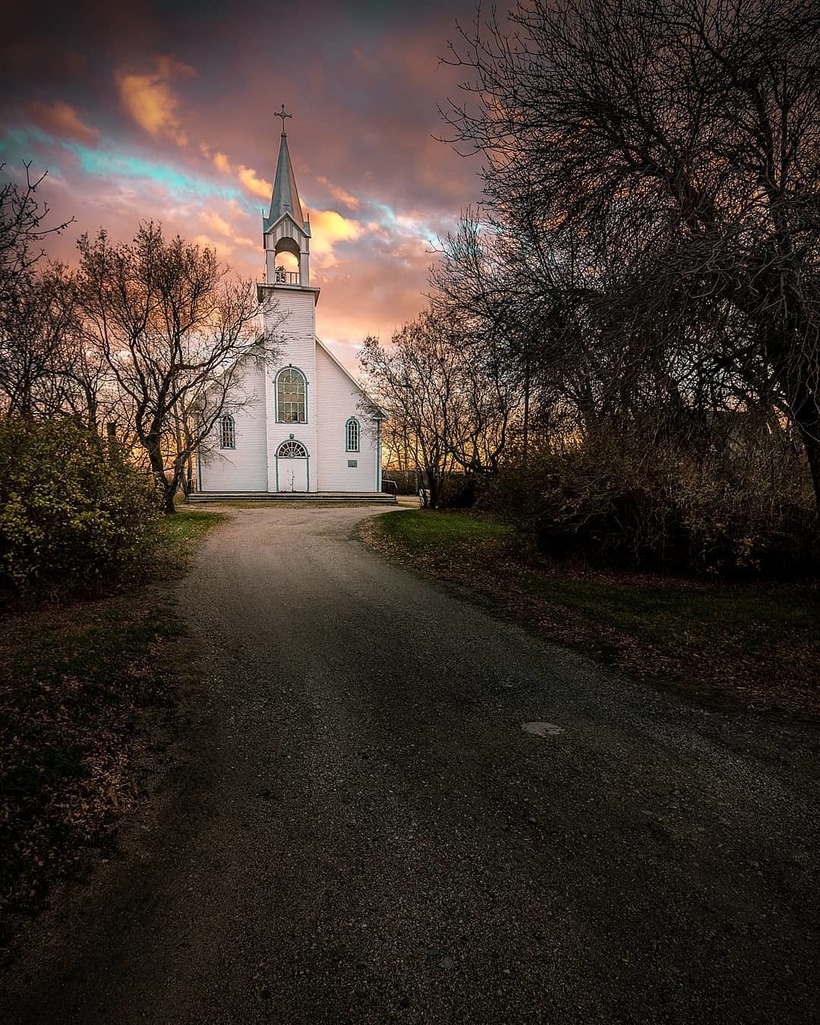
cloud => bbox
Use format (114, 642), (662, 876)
(191, 233), (236, 260)
(117, 55), (195, 146)
(236, 164), (271, 200)
(28, 101), (99, 146)
(316, 176), (359, 210)
(201, 210), (232, 236)
(213, 151), (231, 174)
(307, 209), (364, 267)
(211, 150), (271, 201)
(200, 209), (255, 249)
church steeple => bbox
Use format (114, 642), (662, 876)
(261, 105), (313, 290)
(265, 109), (305, 229)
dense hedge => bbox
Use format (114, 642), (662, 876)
(0, 419), (158, 602)
(481, 430), (818, 578)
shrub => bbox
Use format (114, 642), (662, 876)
(438, 472), (479, 509)
(381, 469), (418, 495)
(0, 418), (159, 603)
(483, 425), (817, 577)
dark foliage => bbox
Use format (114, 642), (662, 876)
(0, 418), (158, 603)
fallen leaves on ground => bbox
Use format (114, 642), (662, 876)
(0, 588), (182, 959)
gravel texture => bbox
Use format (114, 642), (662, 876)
(1, 505), (818, 1024)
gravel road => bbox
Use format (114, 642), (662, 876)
(2, 505), (818, 1024)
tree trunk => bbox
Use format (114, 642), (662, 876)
(145, 432), (178, 515)
(162, 483), (177, 515)
(793, 411), (820, 530)
(766, 334), (820, 526)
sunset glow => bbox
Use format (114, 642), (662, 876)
(1, 0), (484, 370)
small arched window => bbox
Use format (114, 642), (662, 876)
(277, 367), (306, 423)
(219, 414), (236, 449)
(345, 417), (360, 452)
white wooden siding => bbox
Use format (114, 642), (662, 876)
(198, 291), (381, 494)
(199, 360), (268, 491)
(315, 343), (379, 491)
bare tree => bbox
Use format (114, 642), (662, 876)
(442, 0), (820, 515)
(0, 264), (79, 419)
(0, 164), (77, 420)
(76, 223), (282, 513)
(0, 162), (72, 308)
(360, 324), (456, 508)
(360, 310), (519, 507)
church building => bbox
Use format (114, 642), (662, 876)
(197, 112), (383, 496)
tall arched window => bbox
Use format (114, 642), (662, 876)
(345, 417), (360, 452)
(277, 367), (306, 423)
(219, 414), (235, 449)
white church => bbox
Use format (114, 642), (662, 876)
(196, 112), (385, 499)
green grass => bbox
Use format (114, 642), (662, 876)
(195, 500), (392, 509)
(521, 572), (815, 649)
(156, 508), (226, 572)
(381, 508), (512, 547)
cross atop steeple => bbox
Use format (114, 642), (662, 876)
(263, 109), (307, 236)
(275, 104), (292, 136)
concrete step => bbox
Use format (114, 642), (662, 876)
(186, 491), (397, 504)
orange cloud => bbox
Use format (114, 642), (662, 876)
(199, 209), (256, 251)
(237, 165), (271, 200)
(211, 151), (270, 201)
(307, 209), (364, 267)
(213, 151), (231, 174)
(117, 55), (195, 146)
(202, 210), (233, 236)
(28, 101), (98, 146)
(192, 233), (235, 260)
(316, 176), (360, 210)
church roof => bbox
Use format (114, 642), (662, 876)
(266, 131), (305, 230)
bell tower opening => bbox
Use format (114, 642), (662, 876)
(274, 243), (300, 285)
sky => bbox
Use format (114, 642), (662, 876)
(1, 0), (494, 371)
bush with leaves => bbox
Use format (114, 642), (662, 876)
(0, 418), (158, 602)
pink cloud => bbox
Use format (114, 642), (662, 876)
(316, 176), (360, 210)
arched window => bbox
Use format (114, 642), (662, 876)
(277, 367), (306, 423)
(345, 417), (360, 452)
(219, 414), (235, 449)
(277, 439), (308, 459)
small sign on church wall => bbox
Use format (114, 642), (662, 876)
(348, 459), (358, 468)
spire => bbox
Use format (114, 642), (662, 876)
(266, 105), (305, 228)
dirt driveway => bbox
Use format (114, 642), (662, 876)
(2, 505), (818, 1024)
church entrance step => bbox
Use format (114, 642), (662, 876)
(186, 492), (397, 504)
